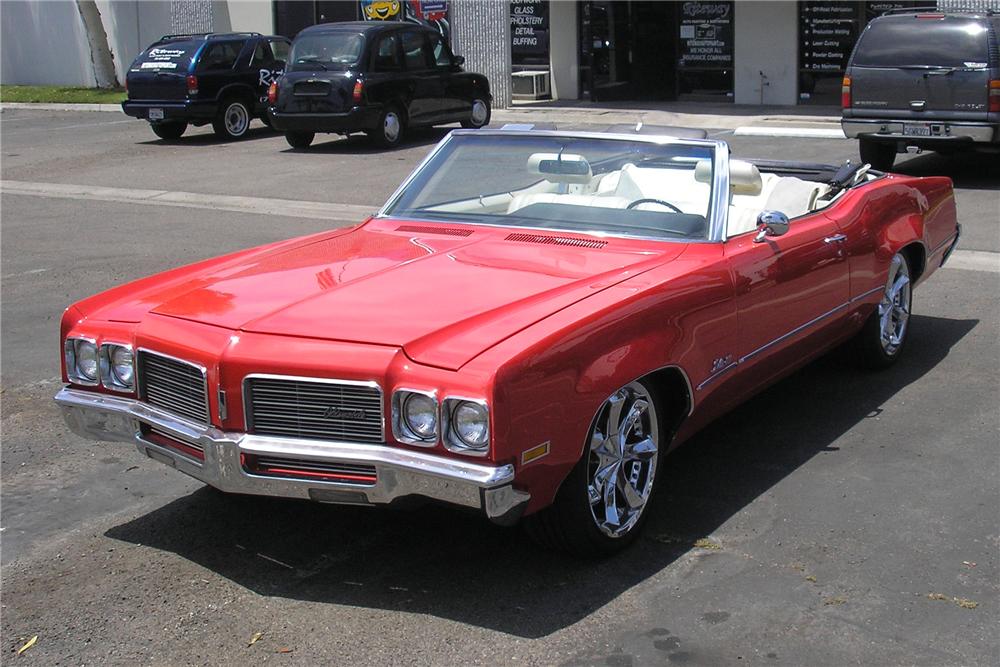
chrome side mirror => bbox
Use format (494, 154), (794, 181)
(753, 210), (790, 243)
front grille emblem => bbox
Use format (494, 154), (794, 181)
(322, 406), (366, 420)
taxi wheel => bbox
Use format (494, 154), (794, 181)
(213, 99), (251, 140)
(367, 105), (405, 148)
(150, 122), (187, 141)
(460, 98), (491, 129)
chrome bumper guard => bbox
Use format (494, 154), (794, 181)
(55, 388), (530, 525)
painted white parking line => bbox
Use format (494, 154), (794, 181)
(0, 180), (379, 221)
(734, 126), (847, 139)
(944, 249), (1000, 274)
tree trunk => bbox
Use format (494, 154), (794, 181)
(76, 0), (119, 88)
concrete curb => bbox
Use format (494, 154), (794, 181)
(734, 126), (847, 139)
(1, 102), (124, 113)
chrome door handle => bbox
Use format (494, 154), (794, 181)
(824, 234), (847, 243)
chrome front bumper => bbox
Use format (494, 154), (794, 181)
(55, 387), (529, 525)
(842, 119), (998, 144)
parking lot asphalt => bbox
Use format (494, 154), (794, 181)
(1, 109), (997, 665)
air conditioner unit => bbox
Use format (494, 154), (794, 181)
(512, 70), (551, 100)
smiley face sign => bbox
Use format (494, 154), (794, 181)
(361, 0), (401, 20)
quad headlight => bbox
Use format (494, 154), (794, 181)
(100, 343), (134, 391)
(443, 398), (490, 455)
(64, 338), (99, 385)
(392, 389), (438, 445)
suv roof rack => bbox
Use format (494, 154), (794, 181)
(157, 31), (262, 42)
(879, 6), (997, 16)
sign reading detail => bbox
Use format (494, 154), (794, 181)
(510, 0), (549, 64)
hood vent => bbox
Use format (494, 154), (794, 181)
(396, 224), (473, 237)
(505, 233), (607, 249)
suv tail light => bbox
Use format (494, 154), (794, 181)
(267, 81), (278, 105)
(186, 75), (198, 96)
(990, 80), (1000, 113)
(841, 76), (851, 109)
(352, 79), (364, 104)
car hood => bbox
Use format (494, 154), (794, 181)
(104, 222), (684, 370)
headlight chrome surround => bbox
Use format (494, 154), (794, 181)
(64, 337), (99, 386)
(442, 397), (490, 456)
(100, 343), (135, 392)
(391, 388), (439, 446)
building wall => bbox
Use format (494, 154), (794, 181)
(1, 0), (97, 86)
(221, 0), (274, 34)
(94, 0), (173, 84)
(549, 0), (578, 100)
(451, 0), (512, 108)
(733, 1), (798, 105)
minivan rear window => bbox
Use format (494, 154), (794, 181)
(852, 19), (990, 68)
(289, 33), (365, 70)
(132, 41), (201, 71)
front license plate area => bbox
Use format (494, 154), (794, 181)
(903, 123), (930, 137)
(148, 108), (164, 120)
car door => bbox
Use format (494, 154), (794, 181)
(725, 210), (851, 397)
(399, 29), (443, 123)
(248, 40), (277, 110)
(196, 40), (248, 101)
(426, 31), (466, 117)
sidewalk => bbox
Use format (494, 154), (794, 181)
(0, 100), (847, 138)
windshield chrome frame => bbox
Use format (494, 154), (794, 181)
(376, 129), (731, 244)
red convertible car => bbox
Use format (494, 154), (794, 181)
(56, 129), (960, 555)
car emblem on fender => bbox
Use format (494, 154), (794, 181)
(322, 406), (366, 420)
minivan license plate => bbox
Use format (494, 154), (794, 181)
(903, 123), (930, 137)
(148, 108), (164, 120)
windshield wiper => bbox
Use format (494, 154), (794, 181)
(295, 57), (328, 70)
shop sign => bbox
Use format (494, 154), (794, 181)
(678, 2), (734, 70)
(511, 0), (549, 61)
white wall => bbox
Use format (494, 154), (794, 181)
(95, 0), (173, 84)
(548, 0), (578, 100)
(733, 1), (798, 105)
(222, 0), (273, 34)
(1, 0), (96, 86)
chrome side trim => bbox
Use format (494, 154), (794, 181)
(739, 303), (848, 364)
(850, 285), (885, 303)
(695, 361), (737, 391)
(54, 387), (528, 523)
(940, 225), (961, 266)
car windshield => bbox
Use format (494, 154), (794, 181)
(131, 40), (201, 71)
(288, 33), (365, 70)
(383, 133), (718, 241)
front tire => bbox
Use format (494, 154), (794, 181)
(859, 138), (896, 171)
(150, 122), (187, 141)
(525, 380), (662, 556)
(366, 105), (405, 148)
(213, 99), (251, 140)
(855, 252), (912, 369)
(285, 131), (315, 149)
(460, 98), (491, 129)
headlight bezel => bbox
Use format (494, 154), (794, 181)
(391, 388), (439, 446)
(442, 397), (490, 456)
(100, 342), (135, 392)
(64, 337), (100, 386)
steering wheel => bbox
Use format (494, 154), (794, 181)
(627, 198), (683, 213)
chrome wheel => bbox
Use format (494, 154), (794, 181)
(383, 111), (401, 143)
(224, 102), (249, 137)
(471, 99), (489, 125)
(879, 253), (911, 356)
(587, 382), (660, 538)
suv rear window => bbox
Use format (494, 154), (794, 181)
(289, 33), (365, 70)
(197, 40), (246, 71)
(132, 40), (201, 71)
(853, 18), (991, 68)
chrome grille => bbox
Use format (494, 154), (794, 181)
(245, 376), (384, 443)
(137, 350), (210, 425)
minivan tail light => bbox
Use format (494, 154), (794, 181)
(841, 76), (851, 109)
(989, 80), (1000, 113)
(267, 81), (278, 105)
(352, 79), (364, 104)
(186, 75), (198, 96)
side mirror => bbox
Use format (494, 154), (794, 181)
(453, 55), (465, 67)
(753, 210), (790, 243)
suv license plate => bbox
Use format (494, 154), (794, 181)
(148, 108), (164, 120)
(903, 123), (930, 137)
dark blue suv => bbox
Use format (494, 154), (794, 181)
(122, 32), (290, 141)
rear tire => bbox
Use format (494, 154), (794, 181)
(150, 122), (187, 141)
(859, 138), (896, 172)
(460, 98), (491, 129)
(285, 131), (314, 149)
(855, 252), (912, 369)
(213, 99), (252, 140)
(366, 105), (405, 148)
(524, 380), (663, 557)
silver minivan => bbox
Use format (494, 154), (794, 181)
(842, 9), (1000, 170)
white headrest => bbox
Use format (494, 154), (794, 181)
(527, 152), (593, 184)
(694, 159), (763, 196)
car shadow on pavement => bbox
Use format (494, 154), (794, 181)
(105, 314), (977, 638)
(279, 126), (455, 155)
(137, 125), (279, 147)
(893, 151), (1000, 191)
